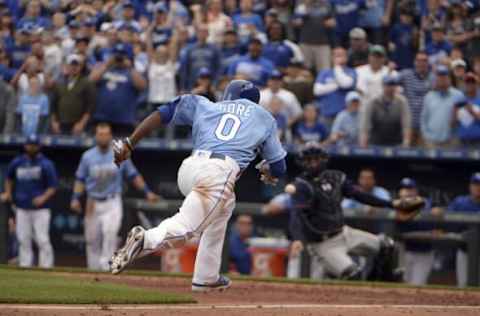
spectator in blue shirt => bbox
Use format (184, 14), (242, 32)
(332, 0), (366, 47)
(314, 47), (357, 127)
(389, 8), (417, 70)
(359, 0), (394, 45)
(329, 90), (361, 145)
(454, 74), (480, 147)
(0, 135), (57, 268)
(229, 214), (254, 275)
(294, 104), (328, 144)
(233, 0), (265, 44)
(16, 76), (49, 136)
(7, 28), (31, 69)
(89, 43), (147, 136)
(16, 1), (51, 30)
(220, 29), (243, 75)
(112, 1), (142, 33)
(179, 24), (221, 91)
(149, 4), (172, 48)
(228, 37), (275, 87)
(425, 23), (453, 66)
(448, 172), (480, 288)
(262, 21), (294, 70)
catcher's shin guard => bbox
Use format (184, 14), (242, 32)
(367, 235), (402, 282)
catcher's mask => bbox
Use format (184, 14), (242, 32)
(297, 141), (329, 176)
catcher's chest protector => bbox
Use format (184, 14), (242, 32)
(301, 170), (346, 235)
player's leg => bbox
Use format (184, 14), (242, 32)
(314, 233), (358, 279)
(456, 249), (468, 288)
(404, 250), (434, 285)
(31, 208), (54, 268)
(15, 208), (34, 267)
(99, 196), (123, 271)
(191, 196), (235, 290)
(84, 208), (102, 270)
(343, 226), (381, 256)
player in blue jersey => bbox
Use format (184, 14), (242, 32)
(110, 80), (287, 292)
(71, 123), (159, 271)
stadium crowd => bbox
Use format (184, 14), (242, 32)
(0, 0), (480, 147)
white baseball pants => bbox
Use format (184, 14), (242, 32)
(143, 152), (239, 284)
(403, 250), (434, 285)
(306, 225), (380, 278)
(456, 249), (468, 288)
(84, 195), (123, 271)
(16, 208), (54, 268)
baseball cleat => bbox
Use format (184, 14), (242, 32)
(110, 226), (145, 275)
(191, 275), (232, 293)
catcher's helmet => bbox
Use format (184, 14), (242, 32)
(222, 80), (260, 103)
(297, 141), (329, 175)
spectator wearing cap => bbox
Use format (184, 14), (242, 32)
(232, 0), (265, 45)
(112, 1), (141, 33)
(179, 24), (220, 92)
(50, 54), (95, 135)
(314, 47), (356, 127)
(360, 74), (412, 147)
(293, 104), (328, 144)
(89, 43), (147, 136)
(228, 37), (275, 88)
(453, 75), (480, 146)
(358, 0), (394, 45)
(331, 0), (365, 47)
(0, 77), (15, 134)
(7, 27), (32, 69)
(399, 52), (433, 142)
(292, 0), (335, 72)
(192, 0), (232, 46)
(425, 23), (452, 66)
(396, 177), (438, 286)
(262, 20), (303, 71)
(220, 29), (243, 76)
(283, 60), (314, 106)
(259, 70), (302, 127)
(15, 75), (49, 136)
(16, 1), (51, 30)
(192, 67), (217, 102)
(389, 7), (418, 70)
(450, 59), (467, 91)
(355, 44), (394, 104)
(448, 173), (480, 288)
(421, 65), (464, 148)
(347, 27), (370, 67)
(147, 3), (172, 49)
(329, 91), (361, 146)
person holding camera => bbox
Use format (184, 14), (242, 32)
(89, 43), (147, 136)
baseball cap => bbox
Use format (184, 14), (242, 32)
(68, 20), (81, 29)
(82, 18), (96, 28)
(345, 91), (361, 103)
(269, 69), (283, 80)
(25, 134), (39, 145)
(67, 54), (83, 65)
(266, 8), (279, 17)
(471, 172), (480, 184)
(113, 43), (128, 55)
(249, 37), (263, 45)
(369, 44), (386, 56)
(451, 59), (467, 69)
(122, 0), (134, 8)
(197, 67), (211, 78)
(399, 178), (417, 189)
(383, 74), (400, 85)
(349, 27), (367, 40)
(100, 22), (114, 32)
(436, 65), (449, 76)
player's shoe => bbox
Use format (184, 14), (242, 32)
(110, 225), (145, 275)
(191, 275), (232, 293)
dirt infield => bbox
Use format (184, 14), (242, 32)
(3, 273), (480, 316)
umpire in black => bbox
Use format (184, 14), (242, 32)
(287, 142), (423, 280)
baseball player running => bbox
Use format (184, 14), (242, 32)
(0, 134), (58, 268)
(71, 123), (159, 271)
(110, 80), (287, 292)
(287, 142), (424, 280)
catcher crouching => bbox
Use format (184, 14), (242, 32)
(287, 142), (425, 281)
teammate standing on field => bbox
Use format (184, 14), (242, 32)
(110, 80), (287, 292)
(71, 123), (159, 271)
(0, 134), (58, 268)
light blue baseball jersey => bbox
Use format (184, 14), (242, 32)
(168, 95), (286, 169)
(75, 146), (139, 199)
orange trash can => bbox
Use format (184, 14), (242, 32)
(159, 239), (199, 273)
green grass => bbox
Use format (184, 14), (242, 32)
(0, 266), (195, 304)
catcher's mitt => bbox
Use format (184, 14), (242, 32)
(392, 196), (426, 221)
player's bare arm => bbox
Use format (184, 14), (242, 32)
(70, 180), (85, 213)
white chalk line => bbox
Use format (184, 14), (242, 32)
(2, 304), (480, 311)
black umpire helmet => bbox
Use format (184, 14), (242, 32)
(297, 141), (329, 176)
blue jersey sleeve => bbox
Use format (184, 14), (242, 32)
(6, 158), (20, 180)
(43, 159), (58, 188)
(122, 159), (139, 181)
(171, 95), (200, 126)
(75, 155), (89, 182)
(259, 120), (287, 164)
